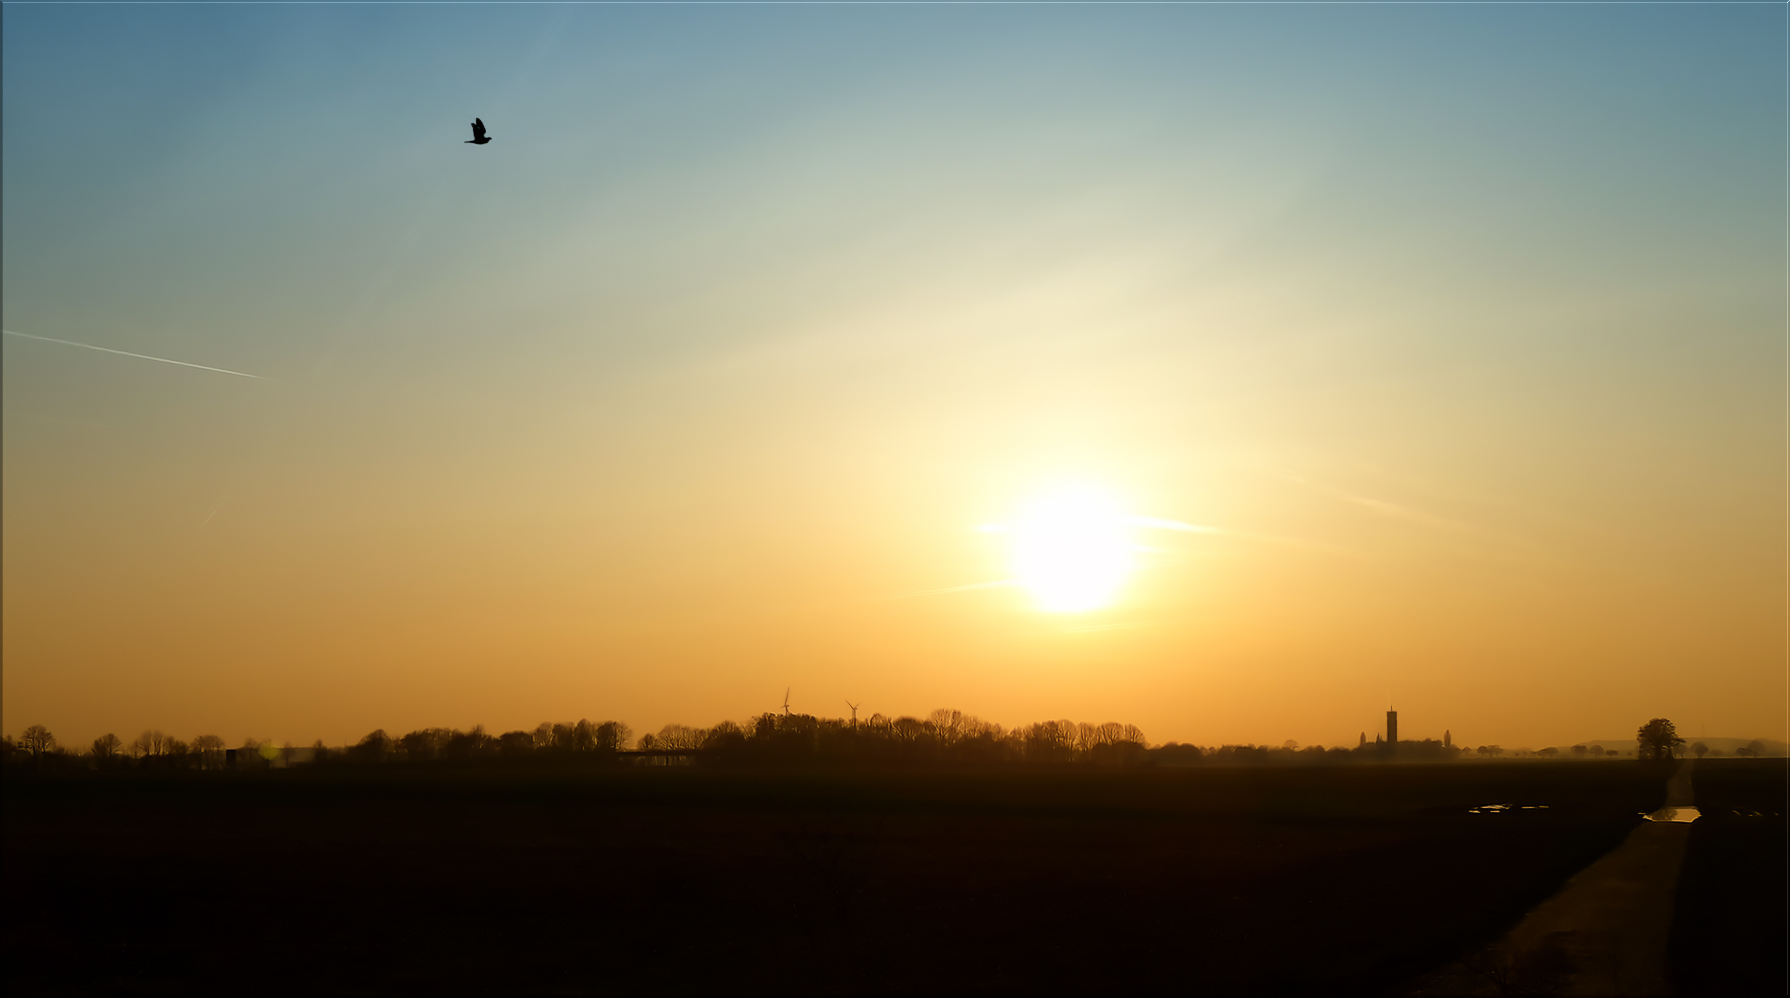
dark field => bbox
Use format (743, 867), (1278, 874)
(3, 763), (1672, 995)
(1672, 759), (1788, 996)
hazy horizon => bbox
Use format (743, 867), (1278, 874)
(4, 3), (1785, 752)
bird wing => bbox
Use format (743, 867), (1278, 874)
(471, 118), (486, 139)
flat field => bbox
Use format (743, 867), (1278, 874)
(1672, 759), (1788, 996)
(4, 763), (1667, 994)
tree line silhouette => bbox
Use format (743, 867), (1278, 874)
(0, 707), (1616, 773)
(10, 712), (1749, 772)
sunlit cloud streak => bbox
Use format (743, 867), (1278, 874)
(898, 579), (1020, 599)
(1132, 516), (1359, 557)
(1271, 469), (1553, 563)
(1134, 517), (1220, 533)
(4, 329), (264, 380)
(1336, 492), (1485, 536)
(1273, 469), (1494, 536)
(986, 513), (1356, 559)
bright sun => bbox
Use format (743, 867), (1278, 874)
(1007, 487), (1135, 613)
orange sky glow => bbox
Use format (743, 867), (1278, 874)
(4, 4), (1784, 751)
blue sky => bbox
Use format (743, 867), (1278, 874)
(4, 3), (1784, 748)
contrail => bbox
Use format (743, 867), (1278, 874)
(3, 330), (265, 380)
(199, 491), (231, 528)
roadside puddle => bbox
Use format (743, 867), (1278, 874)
(1642, 806), (1700, 823)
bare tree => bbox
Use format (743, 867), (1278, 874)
(444, 726), (494, 760)
(1076, 722), (1100, 759)
(1021, 720), (1075, 764)
(891, 716), (928, 744)
(20, 726), (58, 757)
(91, 733), (123, 759)
(597, 721), (631, 752)
(192, 734), (225, 752)
(399, 728), (453, 762)
(191, 734), (226, 769)
(929, 709), (965, 747)
(652, 724), (707, 751)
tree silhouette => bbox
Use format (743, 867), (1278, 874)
(399, 728), (453, 762)
(91, 733), (123, 759)
(1689, 741), (1708, 759)
(20, 725), (57, 757)
(1636, 718), (1684, 763)
(351, 730), (391, 763)
(36, 705), (1544, 775)
(191, 734), (226, 769)
(130, 730), (173, 759)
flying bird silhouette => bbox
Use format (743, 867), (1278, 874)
(465, 118), (491, 145)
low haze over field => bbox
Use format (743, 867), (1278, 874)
(2, 4), (1783, 749)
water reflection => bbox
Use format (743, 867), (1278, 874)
(1643, 806), (1700, 823)
(1467, 804), (1549, 813)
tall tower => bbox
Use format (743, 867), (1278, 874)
(1386, 709), (1398, 747)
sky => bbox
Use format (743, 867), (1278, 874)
(3, 2), (1784, 752)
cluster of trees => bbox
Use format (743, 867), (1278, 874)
(4, 725), (238, 770)
(1692, 739), (1775, 758)
(1175, 738), (1462, 765)
(635, 710), (1150, 767)
(0, 720), (639, 771)
(3, 712), (1154, 770)
(0, 716), (1469, 771)
(324, 720), (634, 765)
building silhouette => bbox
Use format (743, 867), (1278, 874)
(1386, 710), (1398, 747)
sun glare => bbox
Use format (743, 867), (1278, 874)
(1008, 487), (1135, 613)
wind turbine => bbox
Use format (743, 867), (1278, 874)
(782, 688), (792, 717)
(845, 701), (861, 727)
